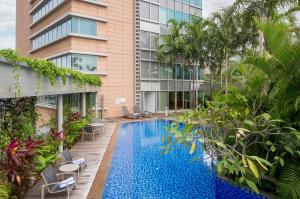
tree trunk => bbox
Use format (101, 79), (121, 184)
(210, 69), (214, 98)
(192, 65), (196, 109)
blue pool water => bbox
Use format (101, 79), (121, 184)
(102, 120), (265, 199)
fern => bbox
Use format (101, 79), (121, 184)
(277, 162), (300, 199)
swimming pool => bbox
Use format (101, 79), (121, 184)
(102, 120), (264, 199)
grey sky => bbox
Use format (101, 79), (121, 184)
(0, 0), (234, 49)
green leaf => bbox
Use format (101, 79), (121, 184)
(245, 179), (259, 194)
(217, 161), (224, 174)
(279, 158), (285, 167)
(284, 146), (294, 155)
(249, 156), (273, 167)
(244, 120), (254, 127)
(271, 145), (276, 153)
(247, 158), (260, 179)
(266, 141), (273, 145)
(189, 141), (196, 155)
(216, 141), (226, 149)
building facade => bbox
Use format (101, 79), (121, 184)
(16, 0), (202, 117)
(135, 0), (203, 113)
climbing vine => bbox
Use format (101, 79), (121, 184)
(0, 49), (102, 87)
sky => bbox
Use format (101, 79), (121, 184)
(0, 0), (234, 49)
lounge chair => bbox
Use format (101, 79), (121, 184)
(61, 149), (87, 169)
(41, 166), (77, 199)
(122, 106), (142, 119)
(81, 125), (100, 141)
(134, 105), (153, 118)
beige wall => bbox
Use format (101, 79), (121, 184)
(16, 0), (135, 118)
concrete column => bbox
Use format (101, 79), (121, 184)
(81, 93), (86, 117)
(57, 94), (64, 152)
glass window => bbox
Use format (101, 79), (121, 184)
(151, 51), (158, 60)
(57, 25), (62, 38)
(184, 67), (191, 80)
(175, 1), (182, 11)
(72, 17), (79, 33)
(176, 64), (183, 79)
(160, 63), (168, 79)
(167, 0), (174, 9)
(66, 19), (72, 33)
(141, 31), (150, 49)
(159, 7), (167, 24)
(177, 91), (183, 109)
(168, 64), (175, 79)
(61, 21), (67, 36)
(32, 0), (65, 23)
(141, 50), (151, 60)
(184, 91), (191, 109)
(150, 4), (159, 21)
(160, 24), (168, 34)
(159, 0), (167, 6)
(183, 3), (189, 13)
(160, 92), (169, 110)
(169, 91), (175, 110)
(71, 54), (97, 71)
(167, 8), (175, 20)
(150, 33), (159, 50)
(151, 62), (159, 79)
(141, 1), (150, 19)
(175, 10), (183, 21)
(141, 61), (151, 78)
(79, 18), (97, 36)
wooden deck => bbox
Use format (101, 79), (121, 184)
(25, 122), (117, 199)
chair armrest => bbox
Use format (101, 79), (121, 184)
(61, 160), (73, 165)
(42, 182), (70, 191)
(57, 172), (77, 183)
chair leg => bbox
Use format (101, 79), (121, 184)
(67, 189), (70, 199)
(41, 186), (44, 199)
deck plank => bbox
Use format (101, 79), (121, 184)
(25, 123), (116, 199)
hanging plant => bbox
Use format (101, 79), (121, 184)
(0, 49), (102, 87)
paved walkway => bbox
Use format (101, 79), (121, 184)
(25, 122), (117, 199)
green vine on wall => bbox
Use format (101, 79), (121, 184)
(0, 49), (102, 87)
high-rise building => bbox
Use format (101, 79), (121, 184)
(16, 0), (202, 118)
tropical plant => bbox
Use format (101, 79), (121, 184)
(0, 138), (43, 198)
(0, 170), (11, 199)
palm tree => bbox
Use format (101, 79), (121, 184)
(183, 17), (209, 107)
(158, 19), (186, 111)
(234, 0), (300, 54)
(245, 19), (300, 199)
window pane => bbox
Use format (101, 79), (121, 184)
(184, 91), (191, 109)
(160, 63), (168, 79)
(176, 64), (183, 79)
(150, 33), (158, 50)
(151, 62), (159, 79)
(160, 92), (168, 111)
(72, 17), (78, 33)
(169, 91), (175, 110)
(159, 0), (167, 6)
(79, 18), (97, 36)
(141, 2), (150, 19)
(177, 91), (183, 109)
(167, 8), (175, 20)
(167, 0), (174, 9)
(159, 7), (167, 24)
(175, 11), (183, 21)
(141, 61), (151, 78)
(141, 31), (150, 49)
(150, 4), (159, 21)
(141, 50), (151, 60)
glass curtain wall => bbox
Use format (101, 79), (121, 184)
(140, 0), (203, 111)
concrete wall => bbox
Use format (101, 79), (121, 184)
(0, 58), (98, 99)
